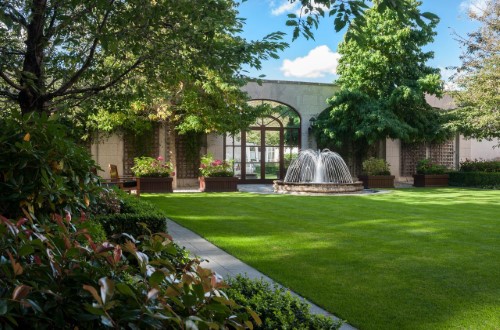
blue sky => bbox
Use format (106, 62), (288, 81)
(237, 0), (488, 87)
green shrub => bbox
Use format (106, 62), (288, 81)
(0, 212), (258, 329)
(449, 171), (500, 189)
(80, 217), (108, 243)
(94, 191), (168, 238)
(416, 158), (447, 174)
(225, 275), (342, 330)
(362, 157), (391, 175)
(459, 159), (500, 173)
(89, 188), (122, 216)
(0, 113), (102, 219)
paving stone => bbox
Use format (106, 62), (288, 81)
(167, 219), (357, 330)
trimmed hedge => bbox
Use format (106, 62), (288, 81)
(225, 275), (342, 330)
(95, 191), (168, 237)
(449, 171), (500, 189)
(459, 159), (500, 173)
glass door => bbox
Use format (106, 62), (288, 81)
(224, 100), (301, 183)
(264, 130), (281, 180)
(245, 130), (261, 180)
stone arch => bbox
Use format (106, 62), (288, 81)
(223, 99), (302, 183)
(241, 80), (338, 149)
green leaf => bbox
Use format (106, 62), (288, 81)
(149, 271), (165, 287)
(421, 12), (439, 21)
(18, 244), (34, 257)
(116, 283), (137, 299)
(0, 299), (8, 315)
(84, 304), (106, 316)
(334, 19), (347, 32)
(26, 299), (43, 313)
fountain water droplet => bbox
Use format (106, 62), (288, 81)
(284, 149), (353, 184)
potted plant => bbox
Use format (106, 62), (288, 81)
(199, 154), (239, 192)
(358, 157), (395, 188)
(131, 156), (174, 193)
(413, 158), (449, 187)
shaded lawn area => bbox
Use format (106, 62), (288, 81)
(144, 188), (500, 330)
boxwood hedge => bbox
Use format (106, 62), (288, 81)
(449, 171), (500, 189)
(94, 190), (168, 237)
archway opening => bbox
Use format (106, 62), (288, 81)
(224, 100), (301, 183)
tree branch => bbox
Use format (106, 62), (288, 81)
(0, 1), (28, 27)
(49, 0), (115, 97)
(0, 71), (22, 90)
(48, 57), (144, 98)
(0, 89), (17, 100)
(45, 3), (58, 39)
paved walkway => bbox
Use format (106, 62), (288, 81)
(167, 218), (357, 330)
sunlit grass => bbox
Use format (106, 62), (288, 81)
(145, 188), (500, 330)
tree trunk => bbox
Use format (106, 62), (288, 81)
(19, 0), (48, 115)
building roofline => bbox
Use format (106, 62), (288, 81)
(247, 78), (336, 87)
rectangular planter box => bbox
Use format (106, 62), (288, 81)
(413, 174), (449, 187)
(358, 175), (395, 189)
(138, 177), (173, 193)
(200, 177), (239, 192)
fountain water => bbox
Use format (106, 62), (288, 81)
(274, 149), (363, 194)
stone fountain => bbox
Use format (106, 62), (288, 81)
(274, 149), (363, 194)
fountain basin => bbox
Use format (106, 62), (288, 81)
(273, 180), (364, 194)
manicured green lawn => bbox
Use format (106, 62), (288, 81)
(144, 188), (500, 330)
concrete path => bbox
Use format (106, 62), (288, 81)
(167, 219), (357, 330)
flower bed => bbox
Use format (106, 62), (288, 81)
(131, 156), (174, 193)
(358, 158), (394, 188)
(199, 154), (238, 192)
(413, 158), (449, 187)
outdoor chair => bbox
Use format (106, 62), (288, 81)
(107, 164), (140, 196)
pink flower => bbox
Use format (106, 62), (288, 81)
(157, 156), (164, 161)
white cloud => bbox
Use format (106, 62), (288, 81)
(440, 67), (459, 91)
(460, 0), (489, 17)
(270, 1), (299, 16)
(280, 45), (340, 78)
(269, 0), (328, 16)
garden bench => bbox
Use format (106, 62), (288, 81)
(105, 164), (140, 196)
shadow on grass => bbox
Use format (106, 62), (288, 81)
(144, 189), (500, 330)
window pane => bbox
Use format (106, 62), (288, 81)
(265, 130), (280, 146)
(246, 130), (261, 145)
(284, 128), (299, 147)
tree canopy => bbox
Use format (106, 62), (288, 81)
(0, 0), (287, 134)
(313, 0), (451, 160)
(450, 0), (500, 141)
(287, 0), (439, 40)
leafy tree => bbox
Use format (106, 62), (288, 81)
(287, 0), (439, 40)
(450, 0), (500, 141)
(0, 0), (286, 124)
(314, 0), (451, 164)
